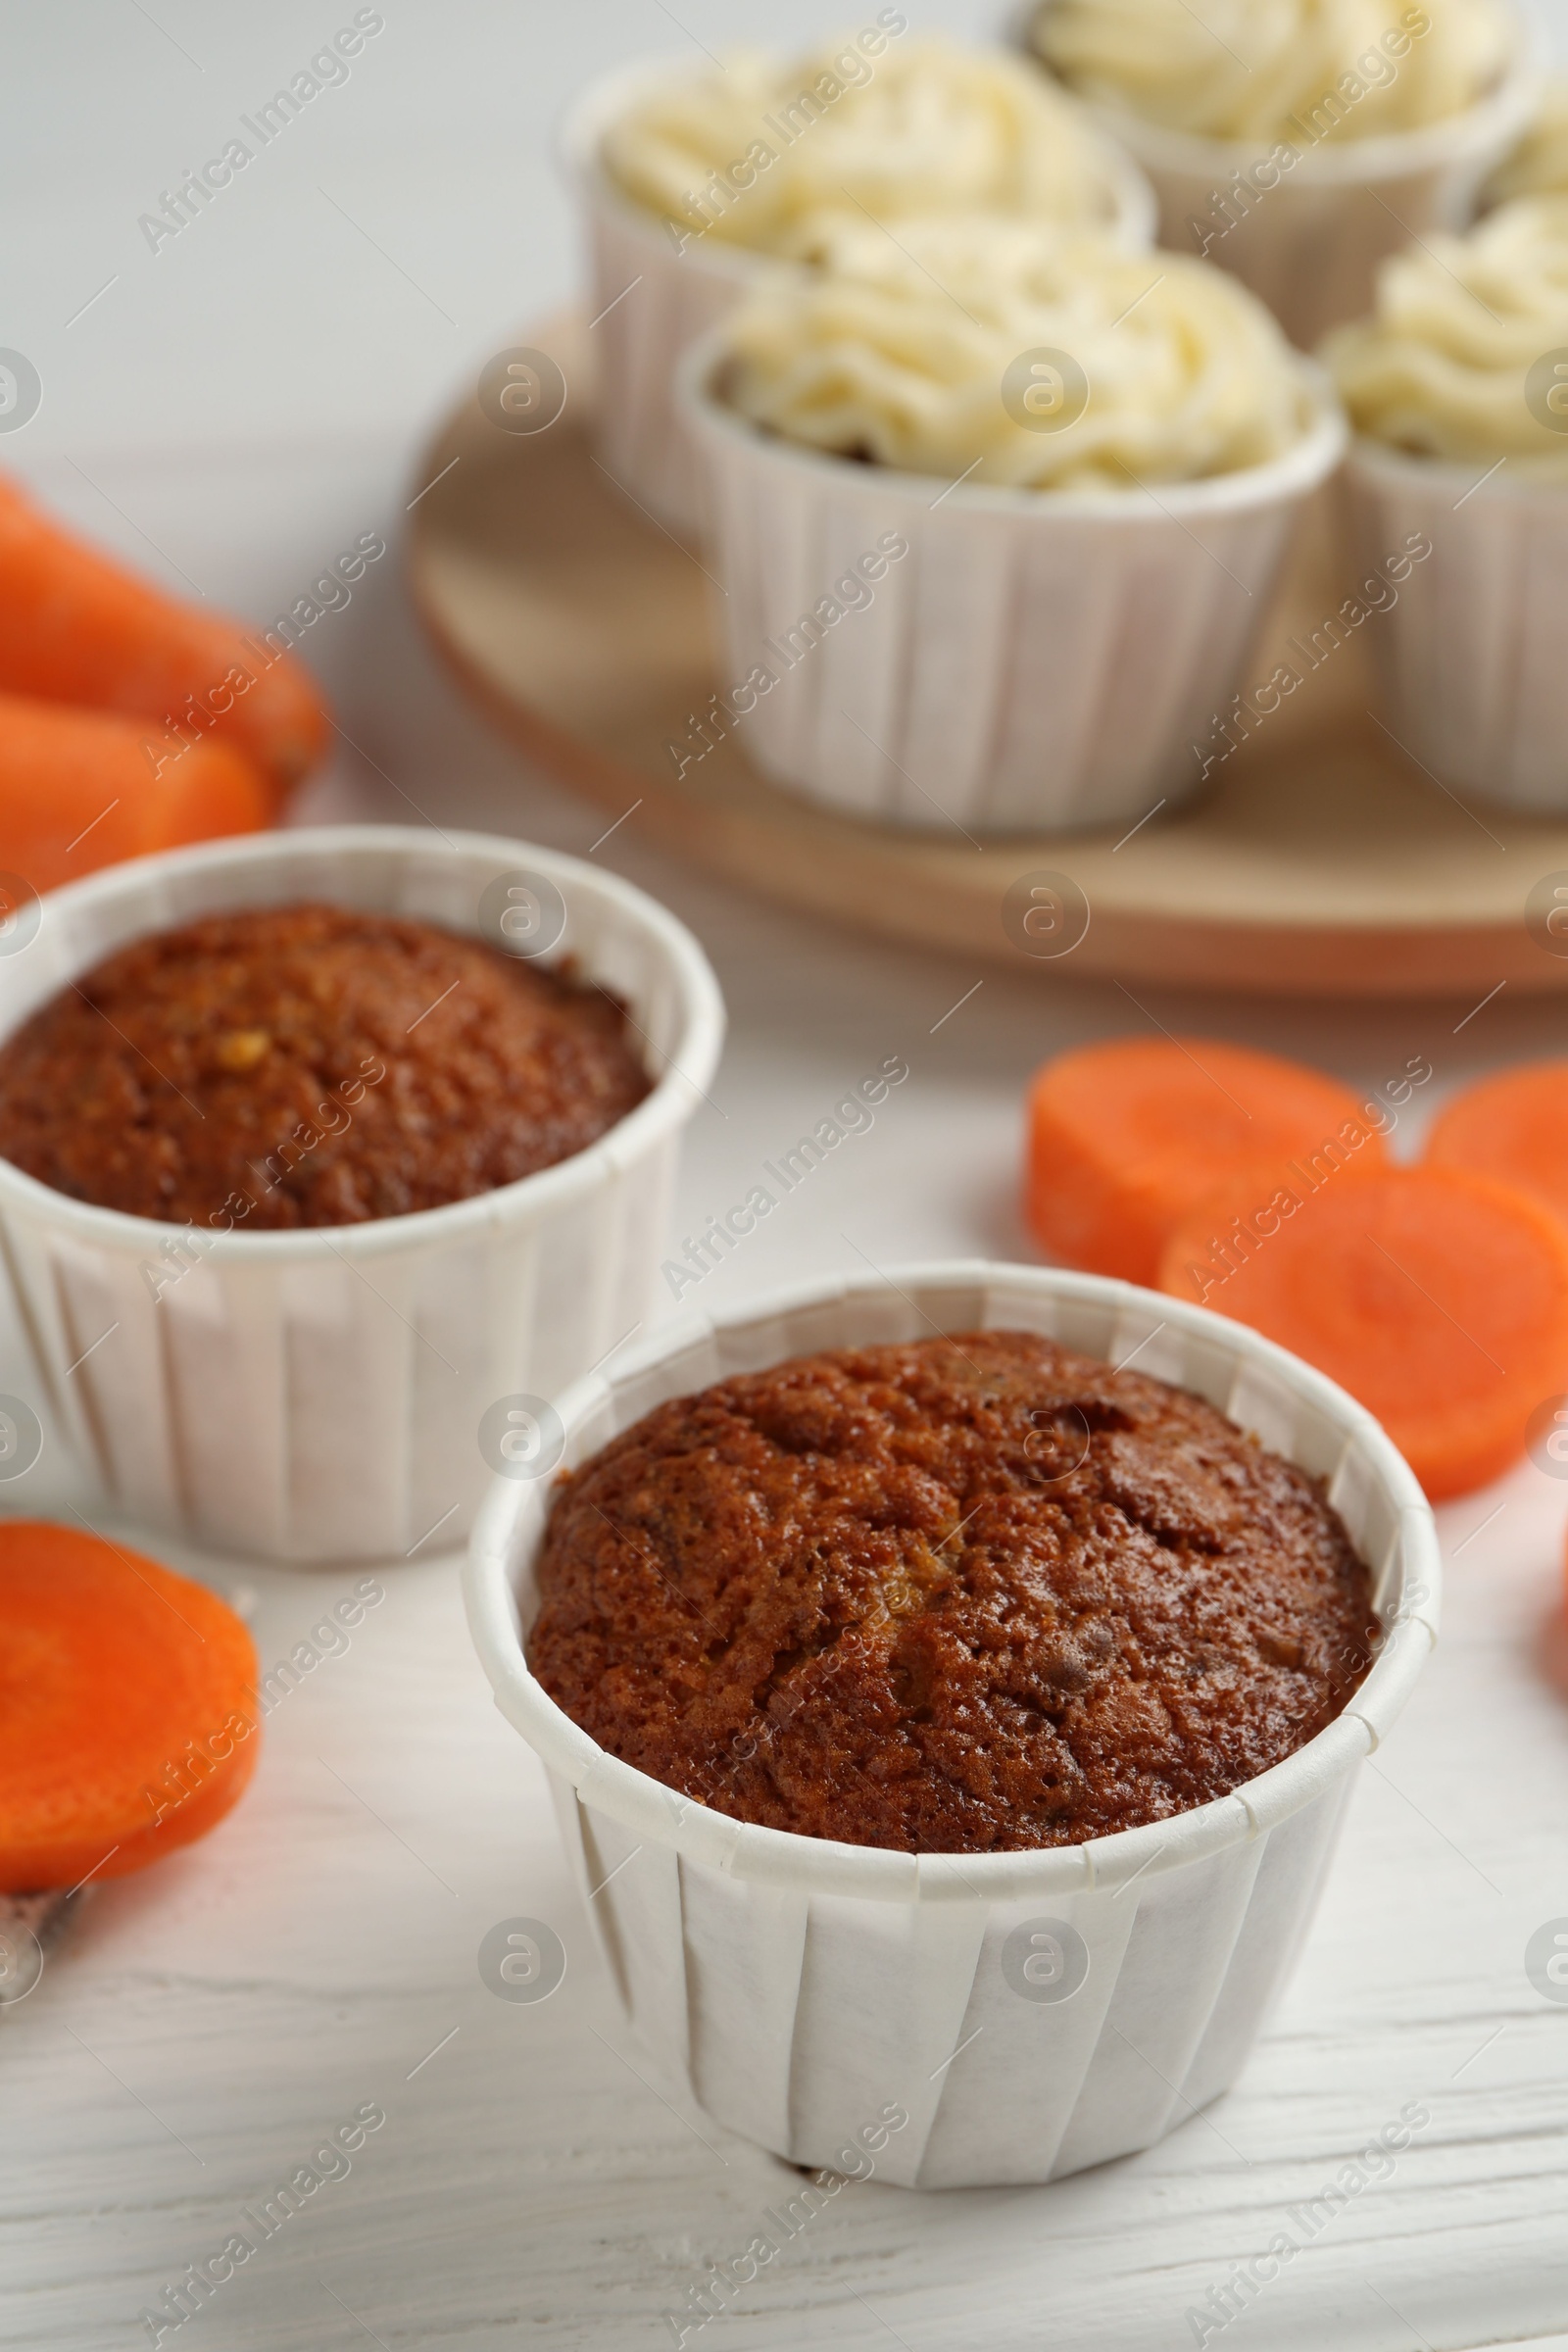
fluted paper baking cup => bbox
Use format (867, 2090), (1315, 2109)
(561, 58), (1155, 540)
(678, 341), (1346, 834)
(1345, 438), (1568, 810)
(0, 828), (723, 1562)
(466, 1262), (1439, 2189)
(1019, 11), (1538, 350)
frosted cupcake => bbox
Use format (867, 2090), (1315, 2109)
(563, 31), (1153, 532)
(1484, 75), (1568, 204)
(1324, 196), (1568, 808)
(1027, 0), (1536, 347)
(679, 220), (1345, 833)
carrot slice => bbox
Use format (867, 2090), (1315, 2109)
(1425, 1061), (1568, 1231)
(1157, 1164), (1568, 1500)
(0, 473), (328, 800)
(1024, 1036), (1391, 1286)
(0, 1523), (260, 1893)
(0, 691), (270, 894)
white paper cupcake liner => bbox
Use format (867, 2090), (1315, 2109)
(466, 1261), (1439, 2189)
(1018, 12), (1539, 350)
(0, 828), (723, 1562)
(1344, 439), (1568, 810)
(561, 58), (1156, 540)
(677, 343), (1346, 834)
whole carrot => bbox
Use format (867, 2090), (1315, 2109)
(0, 473), (328, 802)
(0, 690), (270, 894)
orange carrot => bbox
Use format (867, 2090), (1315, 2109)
(0, 691), (270, 894)
(0, 1522), (259, 1892)
(0, 473), (328, 801)
(1425, 1061), (1568, 1231)
(1157, 1164), (1568, 1500)
(1024, 1036), (1392, 1286)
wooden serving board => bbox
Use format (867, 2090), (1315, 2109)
(408, 315), (1568, 998)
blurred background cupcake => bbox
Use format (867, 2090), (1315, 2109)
(1324, 193), (1568, 809)
(1025, 0), (1538, 348)
(680, 218), (1344, 833)
(564, 29), (1154, 533)
(1484, 72), (1568, 201)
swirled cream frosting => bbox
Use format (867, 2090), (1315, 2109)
(1031, 0), (1515, 148)
(600, 30), (1134, 257)
(710, 219), (1316, 489)
(1323, 195), (1568, 475)
(1486, 78), (1568, 203)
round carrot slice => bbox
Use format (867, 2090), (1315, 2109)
(1024, 1036), (1391, 1286)
(1425, 1060), (1568, 1230)
(0, 1523), (259, 1893)
(1157, 1164), (1568, 1500)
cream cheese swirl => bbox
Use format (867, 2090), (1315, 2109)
(1031, 0), (1514, 148)
(1323, 195), (1568, 475)
(711, 219), (1316, 490)
(1486, 77), (1568, 202)
(602, 30), (1136, 258)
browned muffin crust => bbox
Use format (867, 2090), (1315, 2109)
(0, 903), (650, 1229)
(529, 1331), (1377, 1854)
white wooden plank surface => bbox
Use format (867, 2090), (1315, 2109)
(6, 6), (1568, 2344)
(4, 431), (1568, 2351)
(4, 1454), (1568, 2352)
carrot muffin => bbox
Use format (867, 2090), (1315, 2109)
(528, 1330), (1376, 1854)
(0, 904), (650, 1229)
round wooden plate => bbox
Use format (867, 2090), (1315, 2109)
(408, 315), (1568, 997)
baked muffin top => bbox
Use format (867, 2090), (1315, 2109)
(0, 903), (650, 1230)
(528, 1330), (1377, 1854)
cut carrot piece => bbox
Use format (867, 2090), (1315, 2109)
(0, 473), (328, 801)
(1425, 1061), (1568, 1231)
(0, 691), (270, 894)
(0, 1523), (259, 1893)
(1157, 1164), (1568, 1501)
(1024, 1036), (1392, 1286)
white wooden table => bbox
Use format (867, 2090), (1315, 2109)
(6, 6), (1568, 2346)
